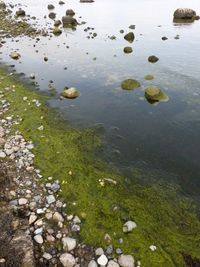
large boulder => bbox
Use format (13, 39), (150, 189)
(62, 15), (78, 27)
(174, 8), (196, 19)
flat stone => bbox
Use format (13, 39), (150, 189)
(0, 151), (6, 158)
(29, 214), (37, 225)
(88, 260), (98, 267)
(46, 194), (56, 204)
(59, 253), (76, 267)
(53, 211), (64, 222)
(18, 198), (28, 205)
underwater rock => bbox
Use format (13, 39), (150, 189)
(62, 16), (78, 27)
(49, 12), (56, 19)
(62, 87), (80, 99)
(145, 86), (169, 103)
(148, 55), (159, 63)
(144, 74), (154, 80)
(66, 9), (75, 16)
(124, 32), (135, 43)
(123, 47), (133, 54)
(174, 8), (196, 19)
(53, 27), (62, 35)
(10, 52), (20, 60)
(0, 1), (6, 9)
(59, 0), (65, 4)
(48, 4), (55, 10)
(121, 79), (141, 90)
(123, 221), (137, 233)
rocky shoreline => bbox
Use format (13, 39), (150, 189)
(0, 71), (137, 267)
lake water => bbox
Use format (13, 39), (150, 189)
(2, 0), (200, 198)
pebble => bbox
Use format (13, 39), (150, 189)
(46, 194), (56, 204)
(59, 253), (76, 267)
(29, 214), (37, 224)
(123, 221), (137, 233)
(149, 245), (157, 251)
(97, 255), (108, 266)
(118, 255), (135, 267)
(116, 248), (122, 255)
(53, 211), (64, 222)
(18, 198), (28, 205)
(43, 252), (52, 260)
(62, 237), (76, 251)
(34, 234), (44, 244)
(107, 260), (120, 267)
(0, 151), (6, 158)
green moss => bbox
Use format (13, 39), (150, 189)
(1, 68), (200, 266)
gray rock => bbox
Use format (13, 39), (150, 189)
(16, 9), (25, 16)
(48, 4), (55, 10)
(106, 245), (113, 254)
(95, 247), (104, 256)
(59, 253), (76, 267)
(66, 9), (75, 16)
(0, 151), (6, 158)
(61, 87), (80, 99)
(51, 182), (60, 192)
(46, 194), (56, 204)
(116, 248), (123, 255)
(29, 214), (37, 225)
(118, 255), (135, 267)
(62, 16), (78, 27)
(43, 252), (52, 260)
(0, 126), (5, 137)
(18, 198), (28, 205)
(108, 260), (120, 267)
(62, 237), (76, 251)
(88, 260), (98, 267)
(34, 235), (43, 244)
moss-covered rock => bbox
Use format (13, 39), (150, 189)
(144, 75), (154, 80)
(53, 27), (62, 35)
(61, 87), (80, 99)
(123, 47), (133, 54)
(145, 86), (169, 103)
(121, 79), (141, 90)
(124, 32), (135, 43)
(148, 55), (159, 63)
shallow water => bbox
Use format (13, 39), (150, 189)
(2, 0), (200, 197)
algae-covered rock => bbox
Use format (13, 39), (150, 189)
(123, 47), (133, 54)
(145, 86), (169, 103)
(174, 8), (196, 19)
(124, 32), (135, 43)
(53, 27), (62, 35)
(54, 20), (61, 27)
(121, 79), (141, 90)
(66, 9), (75, 16)
(62, 16), (78, 27)
(144, 74), (154, 80)
(0, 1), (6, 9)
(16, 9), (26, 17)
(148, 55), (159, 63)
(10, 52), (20, 60)
(62, 87), (80, 99)
(49, 12), (56, 19)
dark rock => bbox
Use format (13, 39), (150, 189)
(16, 9), (26, 16)
(48, 4), (55, 10)
(66, 9), (75, 16)
(124, 32), (135, 43)
(148, 55), (159, 63)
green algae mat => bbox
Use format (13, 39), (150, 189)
(1, 68), (200, 267)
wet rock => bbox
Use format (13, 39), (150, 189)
(124, 32), (135, 43)
(16, 9), (26, 17)
(88, 260), (98, 267)
(97, 255), (108, 266)
(54, 20), (62, 27)
(62, 237), (76, 251)
(129, 25), (135, 29)
(108, 260), (120, 267)
(144, 74), (154, 80)
(162, 36), (168, 41)
(148, 55), (159, 63)
(121, 79), (141, 90)
(144, 86), (169, 103)
(48, 4), (55, 10)
(61, 87), (80, 99)
(59, 1), (65, 4)
(0, 1), (6, 9)
(66, 9), (75, 16)
(118, 255), (135, 267)
(59, 253), (76, 267)
(18, 198), (28, 205)
(34, 234), (43, 244)
(62, 15), (78, 27)
(123, 47), (133, 54)
(30, 73), (35, 79)
(49, 12), (56, 19)
(123, 221), (137, 233)
(174, 8), (196, 19)
(53, 27), (62, 35)
(10, 52), (20, 60)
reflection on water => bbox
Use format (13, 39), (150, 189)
(3, 0), (200, 197)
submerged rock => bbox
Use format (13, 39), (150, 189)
(62, 87), (80, 99)
(121, 79), (141, 90)
(148, 55), (159, 63)
(62, 15), (78, 27)
(124, 32), (135, 43)
(144, 74), (154, 80)
(49, 12), (56, 19)
(53, 27), (62, 35)
(145, 86), (169, 103)
(54, 20), (62, 27)
(123, 221), (137, 233)
(123, 47), (133, 54)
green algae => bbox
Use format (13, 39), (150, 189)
(1, 68), (200, 266)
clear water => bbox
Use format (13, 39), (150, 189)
(3, 0), (200, 197)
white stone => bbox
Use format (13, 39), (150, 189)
(34, 234), (43, 244)
(108, 260), (120, 267)
(43, 252), (52, 260)
(59, 253), (75, 267)
(53, 211), (64, 222)
(149, 245), (157, 251)
(46, 194), (56, 204)
(29, 214), (37, 225)
(0, 151), (6, 158)
(118, 255), (135, 267)
(122, 221), (137, 233)
(95, 247), (104, 256)
(18, 198), (28, 205)
(62, 237), (76, 251)
(88, 260), (98, 267)
(34, 227), (43, 235)
(97, 255), (108, 266)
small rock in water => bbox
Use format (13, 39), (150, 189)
(148, 55), (159, 63)
(48, 4), (55, 10)
(16, 9), (25, 16)
(46, 194), (56, 204)
(121, 79), (141, 90)
(123, 221), (137, 233)
(97, 255), (108, 266)
(123, 47), (133, 54)
(124, 32), (135, 43)
(107, 260), (120, 267)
